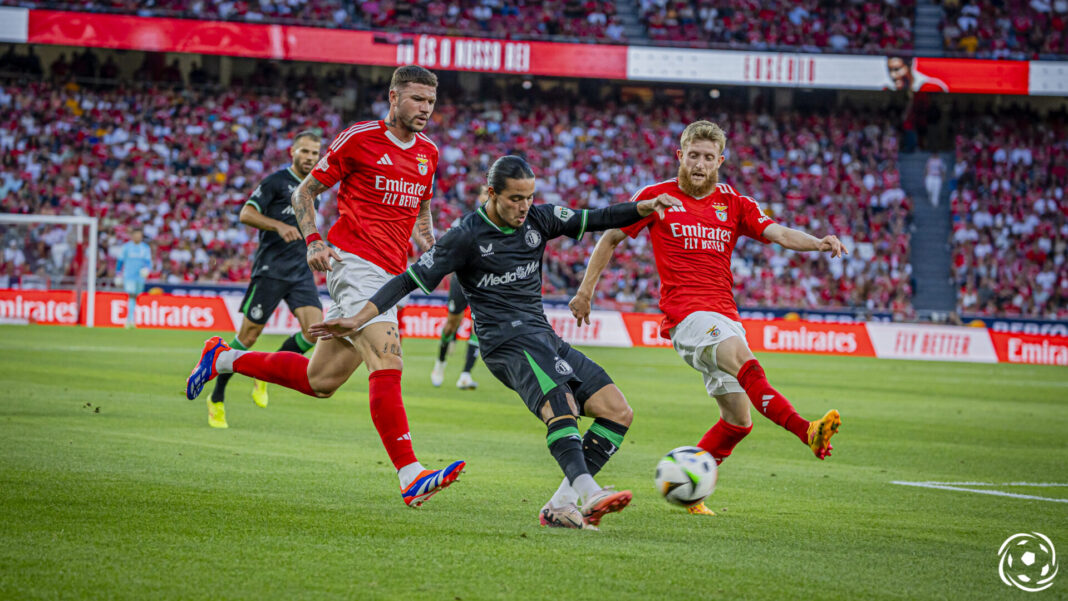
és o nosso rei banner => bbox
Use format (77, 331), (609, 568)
(4, 6), (1064, 95)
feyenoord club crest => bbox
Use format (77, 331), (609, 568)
(525, 229), (541, 247)
(713, 204), (728, 222)
(554, 358), (573, 375)
(416, 155), (429, 175)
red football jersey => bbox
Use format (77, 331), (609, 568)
(311, 120), (438, 274)
(621, 179), (776, 335)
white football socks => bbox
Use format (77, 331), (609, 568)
(549, 477), (581, 507)
(214, 349), (245, 374)
(397, 462), (426, 489)
(571, 474), (600, 502)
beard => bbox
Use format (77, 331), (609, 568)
(677, 163), (717, 198)
(400, 111), (427, 132)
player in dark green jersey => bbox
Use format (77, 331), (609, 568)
(309, 156), (680, 529)
(207, 130), (324, 428)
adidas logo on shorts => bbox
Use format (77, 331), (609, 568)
(377, 154), (393, 166)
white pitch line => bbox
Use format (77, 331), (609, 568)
(908, 482), (1068, 487)
(892, 481), (1068, 503)
(0, 344), (188, 354)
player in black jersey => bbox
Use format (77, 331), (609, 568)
(431, 186), (488, 390)
(206, 130), (325, 428)
(309, 156), (680, 529)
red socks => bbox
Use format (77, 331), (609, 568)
(697, 418), (753, 464)
(368, 369), (418, 470)
(736, 359), (809, 443)
(230, 358), (419, 469)
(232, 351), (316, 396)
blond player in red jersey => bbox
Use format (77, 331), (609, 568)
(569, 121), (845, 516)
(185, 66), (463, 508)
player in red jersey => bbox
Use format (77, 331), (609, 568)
(185, 66), (464, 508)
(570, 121), (845, 516)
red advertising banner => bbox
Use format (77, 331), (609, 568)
(92, 292), (236, 330)
(990, 331), (1068, 367)
(748, 320), (875, 356)
(29, 10), (282, 58)
(620, 312), (674, 348)
(288, 29), (628, 79)
(910, 57), (1030, 95)
(0, 289), (81, 325)
(25, 10), (626, 79)
(3, 289), (1066, 367)
(397, 305), (474, 340)
(20, 8), (1055, 94)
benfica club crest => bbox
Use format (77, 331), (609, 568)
(416, 155), (430, 176)
(712, 204), (728, 222)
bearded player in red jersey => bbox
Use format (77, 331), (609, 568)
(570, 121), (845, 516)
(185, 66), (464, 508)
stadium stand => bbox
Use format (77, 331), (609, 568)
(0, 76), (345, 286)
(429, 99), (913, 314)
(4, 0), (932, 51)
(948, 108), (1068, 319)
(938, 0), (1068, 59)
(639, 0), (915, 53)
(0, 0), (622, 43)
(0, 56), (914, 314)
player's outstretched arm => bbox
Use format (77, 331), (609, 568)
(762, 224), (848, 258)
(412, 196), (435, 252)
(583, 194), (683, 233)
(570, 228), (628, 327)
(292, 175), (341, 272)
(311, 229), (469, 339)
(309, 298), (382, 340)
(239, 204), (301, 242)
(308, 271), (417, 340)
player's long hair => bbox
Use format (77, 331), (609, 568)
(487, 155), (535, 192)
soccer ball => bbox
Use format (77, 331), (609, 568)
(655, 446), (718, 506)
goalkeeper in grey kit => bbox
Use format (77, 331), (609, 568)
(309, 156), (681, 530)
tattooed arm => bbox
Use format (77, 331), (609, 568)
(412, 195), (435, 252)
(292, 175), (341, 272)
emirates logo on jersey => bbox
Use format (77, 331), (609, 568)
(416, 155), (430, 175)
(314, 153), (330, 172)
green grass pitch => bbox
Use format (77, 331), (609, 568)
(1, 325), (1066, 600)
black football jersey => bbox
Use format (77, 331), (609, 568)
(404, 203), (596, 354)
(245, 167), (319, 281)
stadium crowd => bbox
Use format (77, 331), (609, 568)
(640, 0), (914, 53)
(2, 0), (624, 43)
(5, 0), (935, 52)
(949, 108), (1068, 319)
(0, 78), (344, 286)
(426, 98), (913, 314)
(0, 64), (913, 314)
(939, 0), (1068, 58)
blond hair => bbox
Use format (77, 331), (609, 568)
(680, 121), (727, 153)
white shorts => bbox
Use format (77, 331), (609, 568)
(670, 311), (749, 397)
(324, 249), (399, 340)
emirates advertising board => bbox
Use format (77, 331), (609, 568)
(3, 290), (1065, 367)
